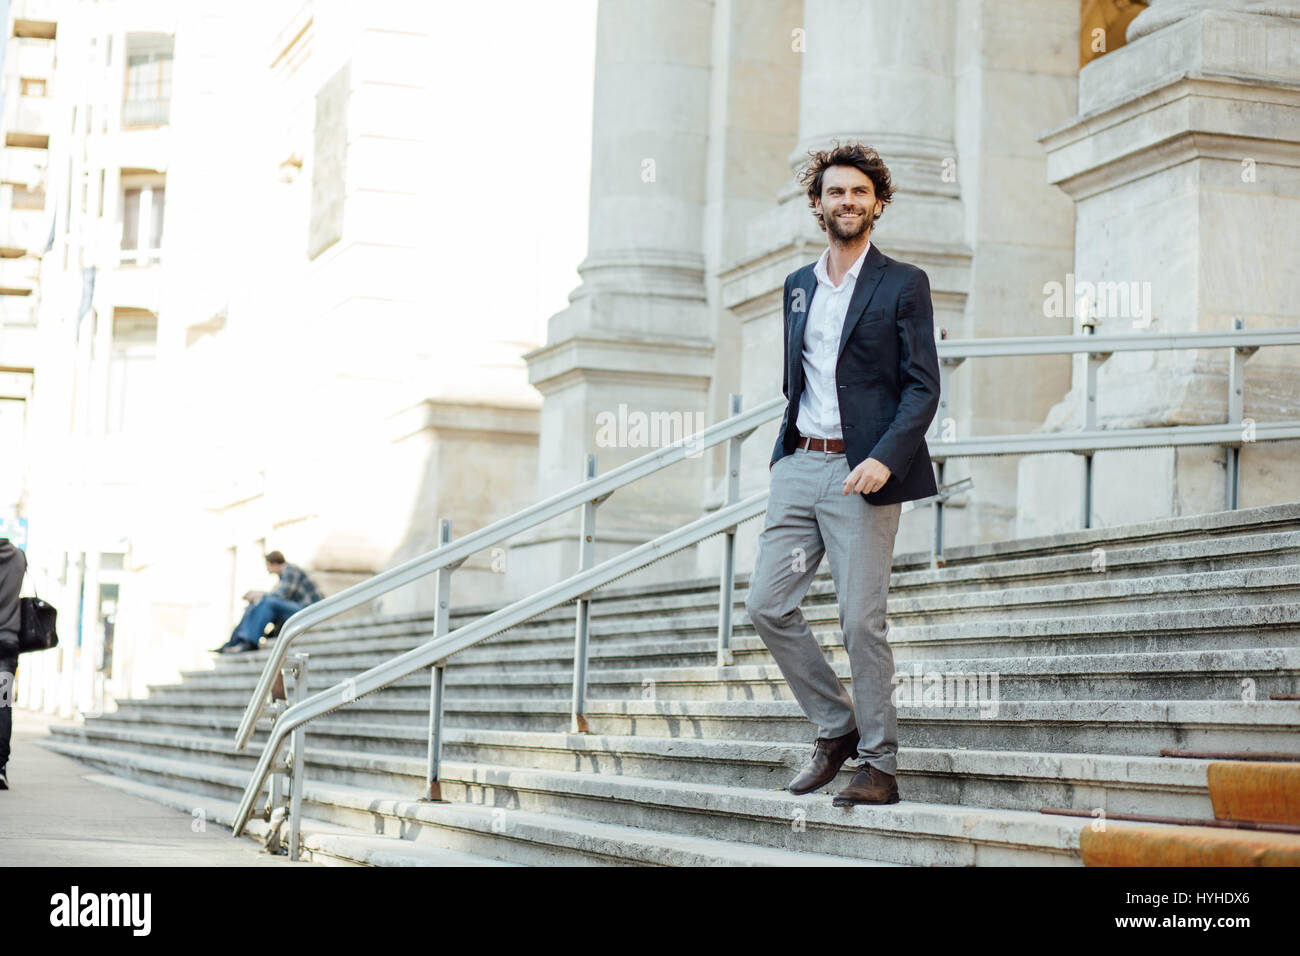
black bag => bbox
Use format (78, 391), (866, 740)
(19, 596), (58, 653)
(16, 556), (58, 657)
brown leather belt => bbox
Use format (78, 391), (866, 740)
(795, 430), (845, 453)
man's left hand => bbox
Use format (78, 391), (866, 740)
(843, 458), (891, 494)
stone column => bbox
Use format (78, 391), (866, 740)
(514, 0), (715, 599)
(691, 0), (803, 581)
(792, 1), (966, 252)
(944, 0), (1079, 545)
(1019, 0), (1300, 532)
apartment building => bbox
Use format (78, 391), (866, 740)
(4, 0), (573, 717)
(1, 0), (178, 716)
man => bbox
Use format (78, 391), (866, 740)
(0, 537), (26, 789)
(214, 551), (323, 654)
(744, 142), (941, 807)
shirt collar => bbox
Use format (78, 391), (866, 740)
(814, 240), (872, 289)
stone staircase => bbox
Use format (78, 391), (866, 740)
(42, 502), (1300, 865)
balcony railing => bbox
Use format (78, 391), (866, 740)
(3, 95), (50, 137)
(121, 98), (170, 128)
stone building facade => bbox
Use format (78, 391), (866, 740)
(516, 0), (1299, 598)
(4, 0), (1297, 716)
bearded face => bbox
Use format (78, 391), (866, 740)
(817, 165), (883, 241)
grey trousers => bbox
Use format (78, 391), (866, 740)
(744, 448), (903, 775)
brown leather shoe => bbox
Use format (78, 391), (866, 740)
(832, 763), (900, 806)
(787, 729), (860, 795)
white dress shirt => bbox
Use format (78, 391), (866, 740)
(794, 240), (871, 440)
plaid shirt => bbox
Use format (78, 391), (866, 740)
(270, 563), (323, 607)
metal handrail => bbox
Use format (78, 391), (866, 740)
(934, 327), (1300, 358)
(231, 489), (771, 835)
(928, 322), (1300, 542)
(236, 325), (1300, 748)
(233, 395), (786, 750)
(930, 420), (1300, 459)
(230, 323), (1300, 841)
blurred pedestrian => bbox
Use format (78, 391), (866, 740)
(0, 537), (28, 789)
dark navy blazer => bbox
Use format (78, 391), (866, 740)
(769, 243), (941, 506)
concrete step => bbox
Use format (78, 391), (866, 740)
(887, 529), (1300, 591)
(298, 574), (1284, 671)
(160, 646), (1300, 703)
(193, 604), (1300, 692)
(298, 505), (1300, 643)
(880, 564), (1300, 625)
(47, 736), (1127, 865)
(206, 631), (726, 676)
(49, 734), (1216, 866)
(292, 763), (1090, 866)
(180, 606), (1300, 712)
(213, 533), (1300, 666)
(44, 740), (891, 866)
(882, 603), (1300, 660)
(86, 693), (1300, 756)
(80, 770), (518, 867)
(46, 501), (1300, 865)
(50, 719), (1222, 819)
(887, 502), (1300, 570)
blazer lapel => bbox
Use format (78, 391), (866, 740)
(788, 268), (817, 399)
(837, 243), (888, 362)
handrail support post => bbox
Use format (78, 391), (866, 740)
(571, 455), (597, 734)
(931, 460), (945, 569)
(425, 518), (453, 802)
(285, 653), (309, 861)
(1080, 329), (1109, 530)
(930, 347), (961, 569)
(263, 698), (284, 822)
(716, 394), (742, 666)
(1225, 317), (1254, 511)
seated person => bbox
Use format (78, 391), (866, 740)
(214, 551), (323, 654)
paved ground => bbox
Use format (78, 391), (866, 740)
(1, 708), (308, 867)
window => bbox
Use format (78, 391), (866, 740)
(122, 188), (137, 246)
(122, 33), (172, 127)
(19, 78), (46, 97)
(12, 185), (45, 211)
(105, 311), (158, 434)
(0, 399), (26, 510)
(151, 185), (165, 248)
(98, 581), (119, 678)
(120, 180), (165, 263)
(125, 52), (170, 101)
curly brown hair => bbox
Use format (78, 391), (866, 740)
(798, 141), (896, 233)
